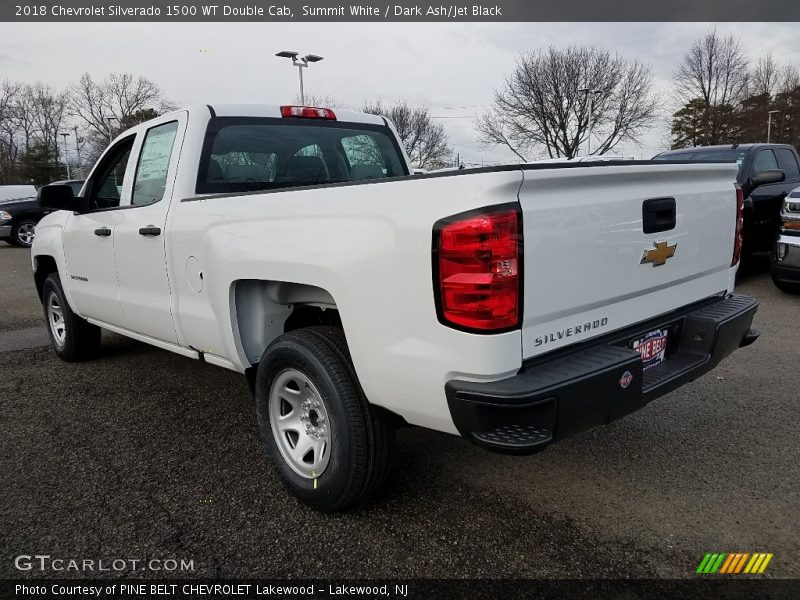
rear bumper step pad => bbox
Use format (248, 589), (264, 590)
(446, 294), (759, 455)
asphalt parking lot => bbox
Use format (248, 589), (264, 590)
(1, 243), (798, 580)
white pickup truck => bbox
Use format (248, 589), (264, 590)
(33, 105), (760, 511)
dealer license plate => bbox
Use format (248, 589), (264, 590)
(631, 329), (668, 370)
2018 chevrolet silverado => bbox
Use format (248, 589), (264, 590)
(32, 105), (760, 511)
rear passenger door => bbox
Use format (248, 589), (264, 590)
(112, 115), (185, 343)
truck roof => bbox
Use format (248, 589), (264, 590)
(175, 104), (387, 126)
(656, 143), (797, 156)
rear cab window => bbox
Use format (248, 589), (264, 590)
(775, 148), (800, 182)
(751, 149), (779, 177)
(196, 118), (408, 194)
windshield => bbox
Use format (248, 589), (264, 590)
(196, 117), (408, 194)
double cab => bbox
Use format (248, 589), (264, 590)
(33, 105), (760, 511)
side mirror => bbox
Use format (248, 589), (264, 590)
(38, 184), (82, 212)
(749, 169), (785, 189)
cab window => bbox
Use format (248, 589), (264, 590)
(132, 121), (179, 206)
(751, 149), (779, 177)
(86, 137), (135, 210)
(775, 148), (800, 182)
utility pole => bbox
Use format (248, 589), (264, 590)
(72, 125), (82, 179)
(59, 132), (70, 179)
(579, 88), (601, 155)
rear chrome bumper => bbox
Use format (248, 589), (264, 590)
(446, 294), (759, 455)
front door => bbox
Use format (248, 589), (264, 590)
(112, 117), (183, 343)
(62, 136), (136, 325)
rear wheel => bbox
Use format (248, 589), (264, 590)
(11, 220), (36, 247)
(255, 326), (395, 512)
(42, 273), (101, 361)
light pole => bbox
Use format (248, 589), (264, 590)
(579, 88), (601, 155)
(59, 132), (71, 179)
(767, 110), (781, 143)
(105, 116), (118, 144)
(72, 125), (82, 179)
(275, 51), (324, 105)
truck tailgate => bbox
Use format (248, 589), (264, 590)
(519, 162), (739, 359)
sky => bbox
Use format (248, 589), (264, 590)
(1, 21), (798, 166)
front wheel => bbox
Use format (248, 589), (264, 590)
(42, 273), (101, 361)
(255, 326), (395, 512)
(771, 273), (800, 294)
(11, 220), (36, 247)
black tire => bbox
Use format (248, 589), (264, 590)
(10, 219), (37, 248)
(771, 273), (800, 294)
(42, 273), (101, 361)
(255, 326), (395, 512)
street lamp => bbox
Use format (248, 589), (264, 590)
(578, 88), (601, 155)
(59, 132), (71, 179)
(767, 110), (781, 143)
(275, 51), (324, 105)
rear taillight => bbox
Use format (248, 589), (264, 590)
(280, 105), (337, 120)
(433, 204), (522, 333)
(732, 184), (744, 267)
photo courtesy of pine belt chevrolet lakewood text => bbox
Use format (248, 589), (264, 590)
(32, 104), (760, 511)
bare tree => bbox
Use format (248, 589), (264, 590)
(752, 54), (781, 98)
(476, 45), (657, 160)
(293, 93), (341, 108)
(69, 72), (174, 154)
(0, 80), (22, 182)
(362, 100), (452, 169)
(673, 30), (749, 144)
(30, 82), (68, 151)
(11, 86), (38, 153)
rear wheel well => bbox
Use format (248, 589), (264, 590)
(234, 280), (341, 367)
(34, 256), (58, 302)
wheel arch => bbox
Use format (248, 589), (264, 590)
(33, 255), (59, 302)
(232, 279), (341, 369)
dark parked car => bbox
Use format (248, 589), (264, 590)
(654, 144), (800, 255)
(0, 180), (84, 248)
(771, 186), (800, 293)
(0, 193), (41, 248)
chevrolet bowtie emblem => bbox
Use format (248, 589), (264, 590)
(641, 241), (677, 266)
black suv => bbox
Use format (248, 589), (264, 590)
(654, 144), (800, 255)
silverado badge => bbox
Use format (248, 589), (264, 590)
(641, 241), (677, 267)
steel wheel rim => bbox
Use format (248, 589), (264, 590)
(47, 291), (66, 347)
(17, 223), (35, 246)
(268, 368), (331, 479)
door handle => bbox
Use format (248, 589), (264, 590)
(642, 197), (676, 234)
(138, 226), (161, 236)
(94, 227), (111, 237)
